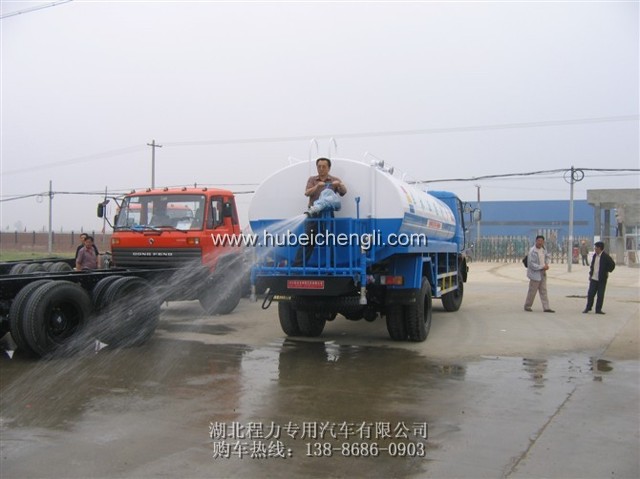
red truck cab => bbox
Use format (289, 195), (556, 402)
(106, 187), (244, 314)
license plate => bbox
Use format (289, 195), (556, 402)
(287, 279), (325, 290)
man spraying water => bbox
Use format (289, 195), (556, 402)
(294, 157), (347, 266)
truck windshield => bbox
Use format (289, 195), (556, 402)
(115, 194), (206, 231)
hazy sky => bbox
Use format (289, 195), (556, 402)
(1, 0), (638, 232)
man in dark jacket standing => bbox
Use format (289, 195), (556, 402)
(583, 241), (616, 314)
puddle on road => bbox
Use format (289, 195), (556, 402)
(0, 336), (632, 478)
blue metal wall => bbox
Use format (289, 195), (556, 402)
(476, 200), (592, 238)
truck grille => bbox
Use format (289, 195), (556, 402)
(112, 248), (202, 268)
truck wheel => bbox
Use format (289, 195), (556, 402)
(296, 311), (326, 337)
(9, 280), (52, 355)
(441, 272), (464, 312)
(42, 262), (54, 271)
(278, 302), (301, 336)
(98, 277), (160, 348)
(23, 263), (46, 273)
(405, 277), (432, 342)
(50, 262), (73, 272)
(9, 263), (27, 274)
(385, 304), (407, 341)
(198, 280), (242, 315)
(22, 281), (93, 357)
(91, 275), (123, 311)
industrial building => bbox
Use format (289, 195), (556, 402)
(475, 189), (639, 266)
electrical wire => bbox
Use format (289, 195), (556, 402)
(2, 168), (637, 203)
(0, 0), (73, 20)
(414, 168), (639, 184)
(161, 115), (639, 147)
(3, 115), (637, 176)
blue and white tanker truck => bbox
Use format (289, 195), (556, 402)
(248, 158), (477, 342)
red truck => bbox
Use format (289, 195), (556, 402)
(102, 186), (246, 314)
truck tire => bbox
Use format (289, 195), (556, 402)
(91, 275), (123, 311)
(9, 280), (52, 355)
(278, 302), (301, 336)
(296, 311), (326, 337)
(42, 262), (54, 271)
(9, 263), (27, 274)
(22, 281), (93, 357)
(23, 263), (46, 273)
(405, 277), (432, 342)
(50, 262), (73, 272)
(441, 272), (464, 312)
(198, 277), (242, 315)
(98, 277), (160, 348)
(385, 304), (407, 341)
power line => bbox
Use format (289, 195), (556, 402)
(3, 115), (637, 176)
(2, 168), (637, 203)
(414, 168), (640, 184)
(0, 0), (73, 20)
(2, 145), (146, 176)
(161, 115), (639, 147)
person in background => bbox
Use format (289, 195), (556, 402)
(76, 235), (101, 270)
(583, 241), (616, 315)
(524, 235), (555, 313)
(75, 232), (99, 259)
(579, 240), (590, 266)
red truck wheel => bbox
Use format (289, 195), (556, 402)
(97, 277), (160, 348)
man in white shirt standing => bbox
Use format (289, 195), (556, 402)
(524, 235), (555, 313)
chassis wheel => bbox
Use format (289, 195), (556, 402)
(23, 263), (46, 273)
(9, 280), (52, 355)
(22, 280), (93, 357)
(9, 263), (27, 274)
(50, 262), (73, 272)
(405, 277), (432, 342)
(98, 277), (160, 348)
(198, 278), (242, 315)
(91, 275), (123, 311)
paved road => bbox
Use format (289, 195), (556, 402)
(1, 262), (638, 478)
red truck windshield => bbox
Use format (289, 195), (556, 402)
(116, 194), (206, 231)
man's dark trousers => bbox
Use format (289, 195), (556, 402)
(586, 278), (607, 312)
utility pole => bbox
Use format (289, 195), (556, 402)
(147, 139), (163, 188)
(48, 180), (53, 254)
(565, 166), (585, 272)
(475, 184), (481, 259)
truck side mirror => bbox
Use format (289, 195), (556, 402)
(97, 203), (104, 218)
(473, 210), (482, 222)
(222, 202), (233, 218)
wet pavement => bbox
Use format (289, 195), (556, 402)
(1, 262), (639, 478)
